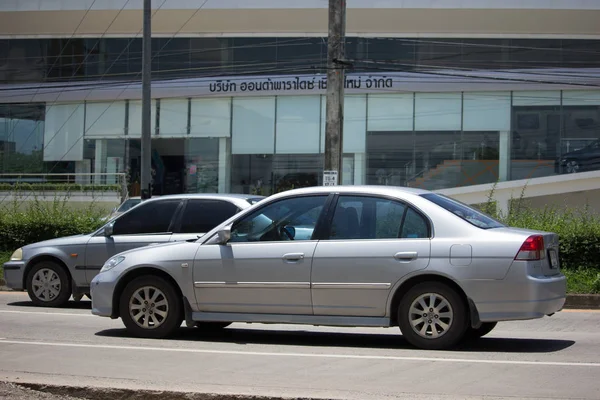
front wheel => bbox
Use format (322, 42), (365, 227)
(26, 262), (71, 307)
(119, 275), (182, 339)
(398, 282), (468, 350)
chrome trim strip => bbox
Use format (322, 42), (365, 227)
(311, 283), (391, 290)
(194, 281), (310, 289)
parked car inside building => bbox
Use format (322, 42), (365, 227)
(2, 194), (264, 308)
(89, 185), (566, 350)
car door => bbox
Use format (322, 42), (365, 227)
(311, 195), (431, 317)
(192, 195), (329, 315)
(84, 199), (182, 283)
(169, 199), (241, 243)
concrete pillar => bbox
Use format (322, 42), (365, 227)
(94, 139), (107, 184)
(499, 130), (511, 182)
(218, 137), (230, 193)
(495, 194), (511, 219)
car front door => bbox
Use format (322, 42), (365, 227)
(169, 199), (241, 243)
(84, 199), (182, 283)
(192, 195), (329, 315)
(311, 195), (431, 317)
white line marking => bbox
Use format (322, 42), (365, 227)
(0, 310), (94, 317)
(0, 339), (597, 368)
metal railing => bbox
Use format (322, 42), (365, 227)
(0, 173), (128, 201)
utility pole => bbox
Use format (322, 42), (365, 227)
(323, 0), (346, 187)
(140, 0), (152, 199)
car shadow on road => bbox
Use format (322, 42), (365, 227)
(95, 326), (575, 353)
(7, 300), (92, 310)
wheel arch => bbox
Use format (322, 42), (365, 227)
(388, 273), (479, 327)
(23, 254), (72, 291)
(111, 266), (183, 319)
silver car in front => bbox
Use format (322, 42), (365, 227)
(91, 185), (566, 350)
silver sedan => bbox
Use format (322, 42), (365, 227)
(90, 185), (566, 350)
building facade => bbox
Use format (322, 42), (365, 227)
(1, 0), (600, 197)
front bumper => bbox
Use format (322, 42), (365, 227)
(464, 270), (567, 322)
(90, 270), (119, 318)
(2, 261), (26, 290)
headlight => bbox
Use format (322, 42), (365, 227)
(100, 255), (125, 273)
(10, 248), (23, 261)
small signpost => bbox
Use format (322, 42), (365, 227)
(323, 170), (339, 186)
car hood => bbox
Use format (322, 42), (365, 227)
(23, 233), (92, 250)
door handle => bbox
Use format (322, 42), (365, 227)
(283, 253), (305, 262)
(394, 251), (418, 262)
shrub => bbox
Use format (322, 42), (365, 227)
(0, 183), (120, 193)
(478, 183), (600, 271)
(0, 194), (106, 252)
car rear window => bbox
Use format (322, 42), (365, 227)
(420, 193), (505, 229)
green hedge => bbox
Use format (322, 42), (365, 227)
(0, 183), (121, 193)
(0, 197), (106, 252)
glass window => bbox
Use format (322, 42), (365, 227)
(415, 93), (461, 131)
(43, 103), (84, 161)
(190, 98), (231, 138)
(421, 193), (504, 230)
(231, 97), (275, 154)
(229, 195), (327, 242)
(400, 208), (429, 239)
(179, 199), (239, 233)
(112, 199), (181, 235)
(128, 100), (157, 138)
(117, 198), (142, 212)
(329, 195), (407, 240)
(84, 101), (126, 138)
(276, 96), (320, 154)
(159, 99), (189, 137)
(463, 92), (511, 132)
(320, 95), (367, 153)
(367, 94), (414, 132)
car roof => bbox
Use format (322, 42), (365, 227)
(138, 193), (265, 202)
(268, 185), (431, 198)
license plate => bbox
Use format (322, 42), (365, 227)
(548, 249), (558, 268)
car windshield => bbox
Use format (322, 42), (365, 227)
(117, 199), (141, 212)
(420, 193), (505, 229)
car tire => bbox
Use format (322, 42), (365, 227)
(564, 160), (580, 174)
(398, 282), (468, 350)
(26, 261), (71, 308)
(194, 321), (232, 331)
(464, 322), (497, 340)
(119, 275), (182, 339)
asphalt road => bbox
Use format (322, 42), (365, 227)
(0, 291), (599, 400)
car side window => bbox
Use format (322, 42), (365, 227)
(400, 208), (429, 239)
(330, 196), (406, 240)
(179, 200), (239, 233)
(112, 200), (180, 235)
(229, 196), (327, 243)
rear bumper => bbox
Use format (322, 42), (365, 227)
(2, 261), (25, 290)
(464, 273), (566, 322)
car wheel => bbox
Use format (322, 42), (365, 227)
(119, 275), (182, 339)
(464, 322), (497, 340)
(565, 160), (580, 174)
(194, 321), (232, 331)
(398, 282), (468, 350)
(26, 261), (71, 307)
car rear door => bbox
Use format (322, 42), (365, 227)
(169, 199), (241, 243)
(84, 199), (183, 283)
(311, 195), (431, 317)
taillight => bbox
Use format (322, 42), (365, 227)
(515, 235), (545, 261)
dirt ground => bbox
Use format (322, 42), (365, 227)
(0, 382), (84, 400)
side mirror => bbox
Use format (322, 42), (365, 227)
(283, 225), (296, 239)
(216, 225), (232, 244)
(104, 222), (114, 237)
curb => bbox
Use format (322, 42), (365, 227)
(8, 382), (316, 400)
(563, 294), (600, 310)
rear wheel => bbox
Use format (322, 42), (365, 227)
(464, 322), (497, 340)
(565, 160), (580, 174)
(26, 261), (71, 307)
(119, 275), (182, 339)
(398, 282), (468, 350)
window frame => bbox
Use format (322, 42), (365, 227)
(227, 194), (334, 244)
(173, 199), (241, 234)
(321, 193), (433, 241)
(107, 199), (184, 236)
